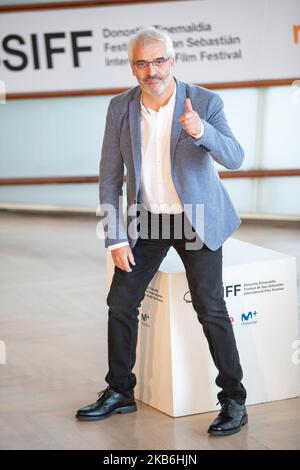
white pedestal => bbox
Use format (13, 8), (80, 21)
(107, 238), (299, 417)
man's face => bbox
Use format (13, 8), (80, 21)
(131, 40), (175, 97)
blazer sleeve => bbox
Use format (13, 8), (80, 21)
(192, 94), (244, 170)
(99, 101), (128, 248)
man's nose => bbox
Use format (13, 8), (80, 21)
(147, 62), (156, 73)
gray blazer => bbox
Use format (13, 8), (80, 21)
(99, 78), (244, 250)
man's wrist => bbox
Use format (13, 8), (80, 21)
(191, 121), (204, 140)
(108, 242), (129, 252)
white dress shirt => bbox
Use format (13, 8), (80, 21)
(139, 84), (183, 215)
(109, 84), (204, 251)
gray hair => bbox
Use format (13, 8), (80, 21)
(128, 27), (175, 63)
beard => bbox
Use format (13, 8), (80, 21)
(139, 70), (173, 96)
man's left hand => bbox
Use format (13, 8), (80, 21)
(179, 98), (204, 139)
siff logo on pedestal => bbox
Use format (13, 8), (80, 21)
(183, 283), (242, 303)
(225, 284), (241, 297)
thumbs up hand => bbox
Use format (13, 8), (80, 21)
(179, 98), (203, 139)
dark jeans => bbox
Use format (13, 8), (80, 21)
(105, 210), (246, 403)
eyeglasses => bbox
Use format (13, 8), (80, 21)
(133, 57), (170, 70)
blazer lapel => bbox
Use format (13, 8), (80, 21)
(170, 79), (187, 166)
(129, 87), (142, 191)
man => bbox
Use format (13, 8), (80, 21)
(76, 27), (248, 437)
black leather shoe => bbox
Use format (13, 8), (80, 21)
(208, 398), (248, 436)
(76, 387), (137, 421)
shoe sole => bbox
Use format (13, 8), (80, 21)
(75, 403), (137, 421)
(208, 414), (248, 437)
